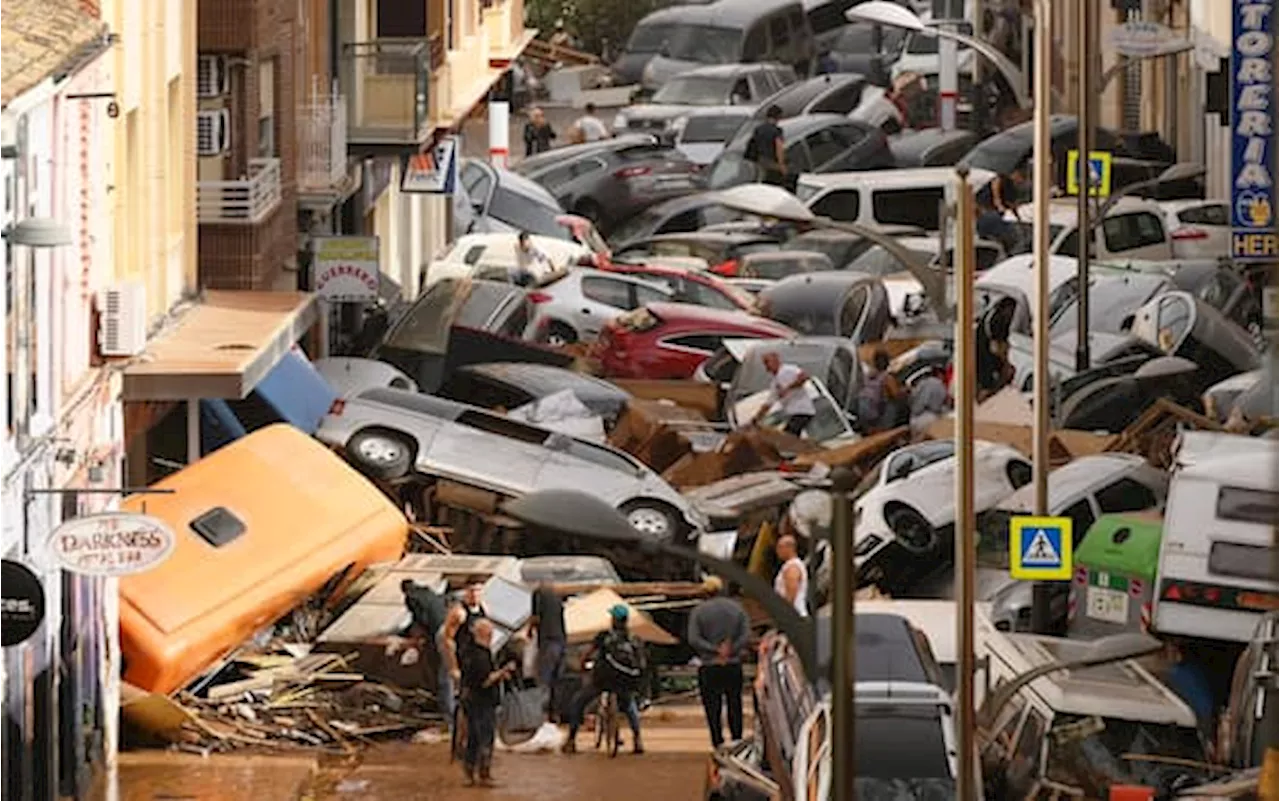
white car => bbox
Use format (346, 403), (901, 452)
(1005, 197), (1176, 261)
(852, 439), (1033, 591)
(527, 268), (675, 345)
(423, 233), (587, 289)
(1159, 199), (1232, 259)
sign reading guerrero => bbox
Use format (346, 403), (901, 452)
(311, 236), (381, 302)
(48, 513), (176, 577)
(1232, 0), (1278, 261)
(2, 560), (45, 647)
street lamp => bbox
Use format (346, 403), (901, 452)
(846, 1), (1032, 110)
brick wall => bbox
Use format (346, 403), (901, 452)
(197, 0), (304, 291)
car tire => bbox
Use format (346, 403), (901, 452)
(885, 505), (938, 556)
(621, 500), (679, 541)
(346, 428), (414, 481)
(546, 322), (579, 347)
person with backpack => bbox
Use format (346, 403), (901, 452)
(562, 604), (646, 754)
(856, 349), (906, 434)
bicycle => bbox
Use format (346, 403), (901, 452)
(593, 689), (623, 758)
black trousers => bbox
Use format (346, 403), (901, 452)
(784, 414), (813, 436)
(697, 663), (744, 748)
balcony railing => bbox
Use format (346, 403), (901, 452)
(197, 158), (282, 224)
(340, 39), (431, 145)
(299, 89), (349, 193)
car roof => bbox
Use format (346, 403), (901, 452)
(814, 611), (934, 683)
(643, 230), (779, 246)
(998, 453), (1152, 512)
(1159, 198), (1228, 213)
(647, 0), (803, 27)
(355, 386), (470, 422)
(645, 301), (796, 333)
(457, 362), (628, 398)
(764, 270), (878, 299)
(976, 254), (1079, 298)
(779, 113), (857, 137)
(514, 135), (664, 173)
(798, 166), (995, 191)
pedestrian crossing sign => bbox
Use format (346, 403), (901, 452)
(1008, 516), (1073, 581)
(1065, 149), (1112, 198)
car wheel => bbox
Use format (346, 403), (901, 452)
(546, 322), (579, 347)
(885, 505), (938, 556)
(621, 501), (679, 541)
(346, 429), (413, 480)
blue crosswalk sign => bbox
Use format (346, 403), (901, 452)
(1066, 149), (1113, 197)
(1009, 516), (1073, 581)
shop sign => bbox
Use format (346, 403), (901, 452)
(2, 560), (45, 646)
(400, 136), (458, 195)
(312, 236), (381, 302)
(47, 512), (176, 577)
(1231, 0), (1278, 261)
(1109, 21), (1191, 58)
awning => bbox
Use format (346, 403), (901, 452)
(123, 291), (319, 401)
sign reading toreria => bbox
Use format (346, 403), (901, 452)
(1231, 0), (1278, 261)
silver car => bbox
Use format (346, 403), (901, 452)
(528, 267), (674, 345)
(316, 387), (704, 541)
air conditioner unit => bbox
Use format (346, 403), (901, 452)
(196, 109), (230, 156)
(197, 55), (229, 98)
(98, 281), (148, 357)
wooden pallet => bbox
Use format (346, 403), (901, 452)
(525, 38), (600, 66)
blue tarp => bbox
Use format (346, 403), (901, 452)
(201, 350), (339, 454)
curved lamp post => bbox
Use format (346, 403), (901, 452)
(502, 489), (819, 681)
(1091, 162), (1208, 225)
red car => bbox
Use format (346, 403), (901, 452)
(596, 261), (757, 313)
(594, 302), (797, 380)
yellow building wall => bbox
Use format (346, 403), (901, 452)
(102, 0), (196, 324)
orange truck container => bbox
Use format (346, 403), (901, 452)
(120, 424), (407, 694)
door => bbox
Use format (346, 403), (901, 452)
(575, 274), (639, 338)
(424, 411), (552, 493)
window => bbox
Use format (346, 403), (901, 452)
(770, 17), (789, 47)
(257, 58), (276, 157)
(456, 409), (549, 444)
(463, 245), (486, 265)
(1217, 487), (1279, 525)
(787, 9), (806, 34)
(461, 163), (493, 205)
(871, 187), (945, 229)
(1178, 203), (1230, 226)
(785, 142), (815, 174)
(633, 282), (669, 307)
(485, 188), (566, 239)
(1154, 295), (1192, 351)
(1209, 542), (1280, 582)
(684, 281), (739, 310)
(839, 286), (869, 337)
(810, 189), (860, 222)
(976, 245), (1002, 272)
(1056, 228), (1082, 258)
(679, 114), (749, 144)
(664, 333), (724, 353)
(581, 276), (633, 309)
(627, 22), (677, 54)
(1094, 477), (1160, 515)
(1103, 212), (1166, 252)
(810, 84), (864, 115)
(803, 129), (847, 166)
(1061, 499), (1096, 544)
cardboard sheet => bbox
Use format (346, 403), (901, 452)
(563, 588), (677, 646)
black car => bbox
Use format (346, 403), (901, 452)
(607, 195), (756, 248)
(459, 159), (571, 241)
(511, 137), (700, 234)
(436, 362), (631, 427)
(888, 127), (981, 168)
(703, 113), (895, 191)
(758, 271), (892, 343)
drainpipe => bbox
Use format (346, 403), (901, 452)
(328, 0), (340, 87)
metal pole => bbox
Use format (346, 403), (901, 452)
(1074, 0), (1094, 374)
(971, 0), (985, 132)
(953, 166), (978, 801)
(830, 467), (857, 801)
(940, 28), (959, 131)
(1030, 0), (1055, 632)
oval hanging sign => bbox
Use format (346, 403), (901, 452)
(2, 560), (46, 647)
(47, 512), (176, 577)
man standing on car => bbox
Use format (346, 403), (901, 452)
(745, 105), (787, 187)
(528, 581), (567, 722)
(687, 577), (751, 748)
(750, 352), (815, 436)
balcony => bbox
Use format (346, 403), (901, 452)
(197, 158), (283, 225)
(340, 39), (431, 147)
(298, 90), (353, 203)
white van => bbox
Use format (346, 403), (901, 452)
(1152, 430), (1279, 643)
(794, 167), (996, 232)
(1006, 196), (1176, 261)
(422, 233), (588, 289)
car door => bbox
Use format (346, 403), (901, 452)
(421, 410), (552, 494)
(575, 274), (643, 338)
(800, 127), (850, 174)
(1101, 211), (1173, 260)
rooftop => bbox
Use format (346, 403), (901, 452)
(1, 0), (106, 107)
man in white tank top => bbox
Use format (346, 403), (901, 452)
(773, 535), (809, 618)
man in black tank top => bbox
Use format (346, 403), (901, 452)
(442, 579), (489, 728)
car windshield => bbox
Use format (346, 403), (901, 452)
(681, 114), (749, 143)
(856, 704), (952, 778)
(382, 281), (466, 354)
(792, 233), (860, 266)
(628, 22), (677, 54)
(705, 153), (759, 189)
(454, 282), (517, 329)
(664, 25), (743, 63)
(488, 188), (569, 240)
(608, 207), (670, 246)
(654, 76), (735, 106)
(848, 244), (932, 277)
(1049, 277), (1165, 336)
(1008, 222), (1063, 254)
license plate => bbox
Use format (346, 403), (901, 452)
(656, 177), (692, 189)
(1086, 586), (1130, 624)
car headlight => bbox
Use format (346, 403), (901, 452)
(854, 534), (883, 558)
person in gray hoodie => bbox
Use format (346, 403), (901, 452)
(686, 577), (751, 748)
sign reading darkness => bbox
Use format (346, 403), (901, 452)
(2, 560), (45, 647)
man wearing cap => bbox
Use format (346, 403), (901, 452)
(686, 577), (751, 748)
(562, 604), (647, 754)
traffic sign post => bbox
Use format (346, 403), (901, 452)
(1009, 516), (1074, 581)
(1065, 149), (1112, 197)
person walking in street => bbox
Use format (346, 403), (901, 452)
(744, 104), (787, 187)
(459, 617), (519, 786)
(572, 102), (610, 142)
(774, 535), (809, 618)
(528, 581), (567, 722)
(562, 605), (646, 755)
(686, 577), (751, 748)
(750, 351), (815, 436)
(442, 578), (489, 746)
(523, 106), (556, 157)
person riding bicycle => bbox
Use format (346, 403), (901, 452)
(562, 604), (646, 755)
